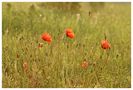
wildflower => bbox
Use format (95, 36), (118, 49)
(23, 61), (28, 72)
(65, 28), (75, 39)
(81, 60), (89, 69)
(41, 33), (52, 43)
(101, 40), (110, 49)
(39, 14), (42, 17)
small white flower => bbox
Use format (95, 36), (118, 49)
(39, 14), (42, 17)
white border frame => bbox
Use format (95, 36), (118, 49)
(1, 0), (132, 2)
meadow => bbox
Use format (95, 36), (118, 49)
(2, 2), (131, 88)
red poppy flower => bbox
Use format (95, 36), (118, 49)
(65, 28), (75, 39)
(66, 28), (73, 33)
(101, 40), (110, 49)
(81, 60), (89, 69)
(41, 33), (52, 43)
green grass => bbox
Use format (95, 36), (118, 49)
(2, 2), (131, 88)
